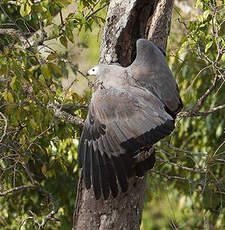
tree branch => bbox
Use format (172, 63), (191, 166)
(193, 76), (218, 111)
(178, 104), (225, 118)
(0, 28), (28, 44)
(0, 1), (19, 6)
(156, 156), (204, 173)
(0, 184), (37, 196)
(151, 169), (203, 185)
(86, 2), (110, 20)
(47, 102), (84, 126)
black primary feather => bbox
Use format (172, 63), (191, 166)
(90, 147), (101, 199)
(98, 153), (110, 200)
(103, 154), (119, 198)
(83, 141), (91, 189)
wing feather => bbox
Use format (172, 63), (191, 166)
(91, 146), (101, 199)
(98, 153), (110, 199)
(127, 39), (183, 116)
(103, 154), (118, 198)
(111, 155), (128, 193)
(78, 85), (175, 199)
(83, 141), (91, 189)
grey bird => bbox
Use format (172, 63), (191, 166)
(78, 39), (183, 200)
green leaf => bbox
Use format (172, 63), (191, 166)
(47, 53), (58, 60)
(48, 63), (62, 76)
(195, 0), (202, 8)
(203, 10), (210, 19)
(0, 66), (7, 76)
(51, 24), (60, 37)
(74, 14), (87, 23)
(205, 40), (213, 53)
(65, 26), (74, 43)
(26, 3), (31, 15)
(29, 65), (40, 72)
(41, 64), (51, 80)
(20, 3), (26, 17)
(78, 0), (84, 12)
(216, 124), (223, 137)
(20, 3), (31, 17)
(60, 36), (68, 48)
(39, 74), (46, 85)
(9, 76), (21, 91)
(4, 92), (14, 103)
(30, 118), (37, 129)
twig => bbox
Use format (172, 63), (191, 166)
(85, 0), (102, 18)
(134, 147), (155, 163)
(23, 163), (35, 184)
(156, 156), (204, 173)
(26, 123), (53, 151)
(151, 170), (203, 186)
(19, 217), (34, 230)
(178, 104), (225, 118)
(0, 1), (19, 6)
(193, 76), (218, 111)
(160, 143), (208, 157)
(0, 184), (37, 196)
(0, 182), (59, 229)
(0, 112), (7, 143)
(59, 10), (64, 26)
(77, 69), (95, 88)
(86, 2), (110, 20)
(184, 65), (212, 93)
(212, 139), (225, 157)
(194, 104), (225, 116)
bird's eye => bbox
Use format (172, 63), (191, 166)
(92, 69), (95, 72)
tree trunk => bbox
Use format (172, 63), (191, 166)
(73, 0), (174, 229)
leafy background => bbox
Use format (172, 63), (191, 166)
(0, 0), (224, 229)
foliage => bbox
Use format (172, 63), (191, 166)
(0, 0), (224, 229)
(142, 0), (225, 229)
(0, 0), (108, 229)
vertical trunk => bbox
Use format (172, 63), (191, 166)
(73, 1), (174, 229)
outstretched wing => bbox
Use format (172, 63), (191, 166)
(78, 86), (174, 199)
(127, 39), (183, 117)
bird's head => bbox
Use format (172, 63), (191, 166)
(87, 64), (112, 81)
(87, 65), (100, 76)
(87, 64), (122, 82)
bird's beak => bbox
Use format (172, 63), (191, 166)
(86, 70), (91, 76)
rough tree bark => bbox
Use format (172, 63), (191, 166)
(73, 0), (174, 229)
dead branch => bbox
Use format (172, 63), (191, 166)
(0, 184), (37, 196)
(178, 104), (225, 118)
(0, 28), (28, 44)
(151, 169), (203, 185)
(156, 156), (205, 174)
(193, 76), (219, 111)
(47, 102), (84, 125)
